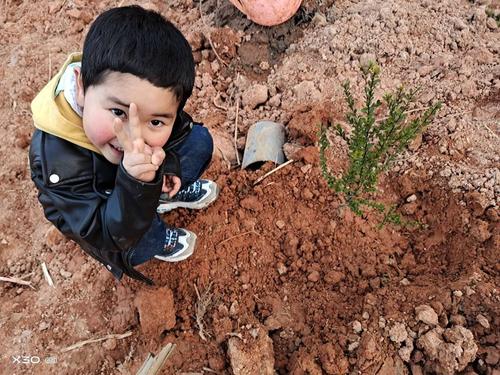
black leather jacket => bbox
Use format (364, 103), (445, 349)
(29, 111), (194, 285)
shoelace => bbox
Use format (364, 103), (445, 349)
(176, 180), (202, 201)
(164, 228), (179, 250)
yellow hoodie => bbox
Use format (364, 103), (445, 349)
(31, 53), (100, 153)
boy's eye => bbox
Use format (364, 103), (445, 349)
(150, 120), (164, 127)
(111, 108), (126, 118)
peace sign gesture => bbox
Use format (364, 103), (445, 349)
(114, 103), (166, 182)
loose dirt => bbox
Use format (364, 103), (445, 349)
(0, 0), (498, 374)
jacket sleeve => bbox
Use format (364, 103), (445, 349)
(29, 134), (163, 254)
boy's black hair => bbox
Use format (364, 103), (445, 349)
(81, 5), (194, 111)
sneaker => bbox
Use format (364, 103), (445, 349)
(157, 179), (220, 214)
(154, 227), (197, 262)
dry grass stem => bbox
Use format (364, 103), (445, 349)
(218, 229), (260, 246)
(41, 262), (54, 287)
(202, 367), (218, 373)
(60, 331), (133, 353)
(234, 96), (241, 166)
(194, 282), (213, 341)
(376, 106), (431, 123)
(137, 343), (176, 375)
(253, 159), (295, 186)
(0, 276), (35, 289)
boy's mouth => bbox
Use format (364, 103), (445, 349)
(110, 143), (124, 153)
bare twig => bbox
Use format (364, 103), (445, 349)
(444, 109), (472, 118)
(234, 96), (241, 166)
(56, 0), (68, 13)
(0, 276), (35, 289)
(60, 331), (133, 353)
(41, 262), (54, 287)
(218, 230), (260, 246)
(226, 332), (243, 339)
(481, 123), (499, 140)
(215, 145), (232, 170)
(48, 52), (52, 82)
(194, 282), (213, 341)
(213, 92), (228, 111)
(199, 0), (229, 67)
(253, 159), (295, 186)
(376, 106), (431, 123)
(203, 367), (218, 373)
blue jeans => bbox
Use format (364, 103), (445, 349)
(128, 125), (213, 267)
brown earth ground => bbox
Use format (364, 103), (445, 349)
(0, 0), (499, 374)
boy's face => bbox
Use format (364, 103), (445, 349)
(75, 69), (179, 165)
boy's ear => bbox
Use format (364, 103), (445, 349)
(74, 67), (85, 108)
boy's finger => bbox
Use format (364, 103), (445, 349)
(132, 138), (146, 155)
(151, 147), (165, 166)
(128, 103), (142, 141)
(128, 162), (158, 177)
(168, 176), (181, 198)
(113, 118), (133, 151)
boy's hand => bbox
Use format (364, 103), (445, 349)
(114, 103), (165, 182)
(162, 175), (181, 198)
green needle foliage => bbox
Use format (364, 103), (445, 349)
(319, 62), (441, 221)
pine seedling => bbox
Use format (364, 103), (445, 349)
(319, 62), (441, 221)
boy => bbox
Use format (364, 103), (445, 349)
(29, 6), (219, 285)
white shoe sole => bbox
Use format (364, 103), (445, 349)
(154, 230), (197, 262)
(157, 181), (220, 214)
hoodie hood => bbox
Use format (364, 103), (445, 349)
(31, 53), (100, 153)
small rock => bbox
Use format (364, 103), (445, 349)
(59, 269), (72, 279)
(228, 328), (275, 375)
(324, 270), (345, 285)
(240, 196), (263, 211)
(293, 81), (321, 102)
(308, 270), (320, 282)
(453, 290), (463, 297)
(450, 314), (467, 326)
(348, 341), (359, 352)
(389, 322), (408, 343)
(486, 17), (498, 30)
(229, 301), (239, 317)
(283, 142), (304, 160)
(275, 220), (285, 229)
(406, 194), (417, 203)
(470, 219), (492, 242)
(400, 278), (410, 286)
(362, 312), (370, 320)
(38, 321), (50, 331)
(378, 317), (386, 328)
(415, 305), (439, 326)
(352, 320), (362, 334)
(476, 314), (490, 329)
(453, 18), (468, 30)
(276, 262), (287, 275)
(485, 348), (499, 365)
(312, 12), (327, 26)
(398, 343), (413, 362)
(102, 338), (117, 351)
(242, 84), (268, 109)
(466, 192), (489, 217)
(302, 188), (314, 200)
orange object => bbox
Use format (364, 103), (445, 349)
(229, 0), (302, 26)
